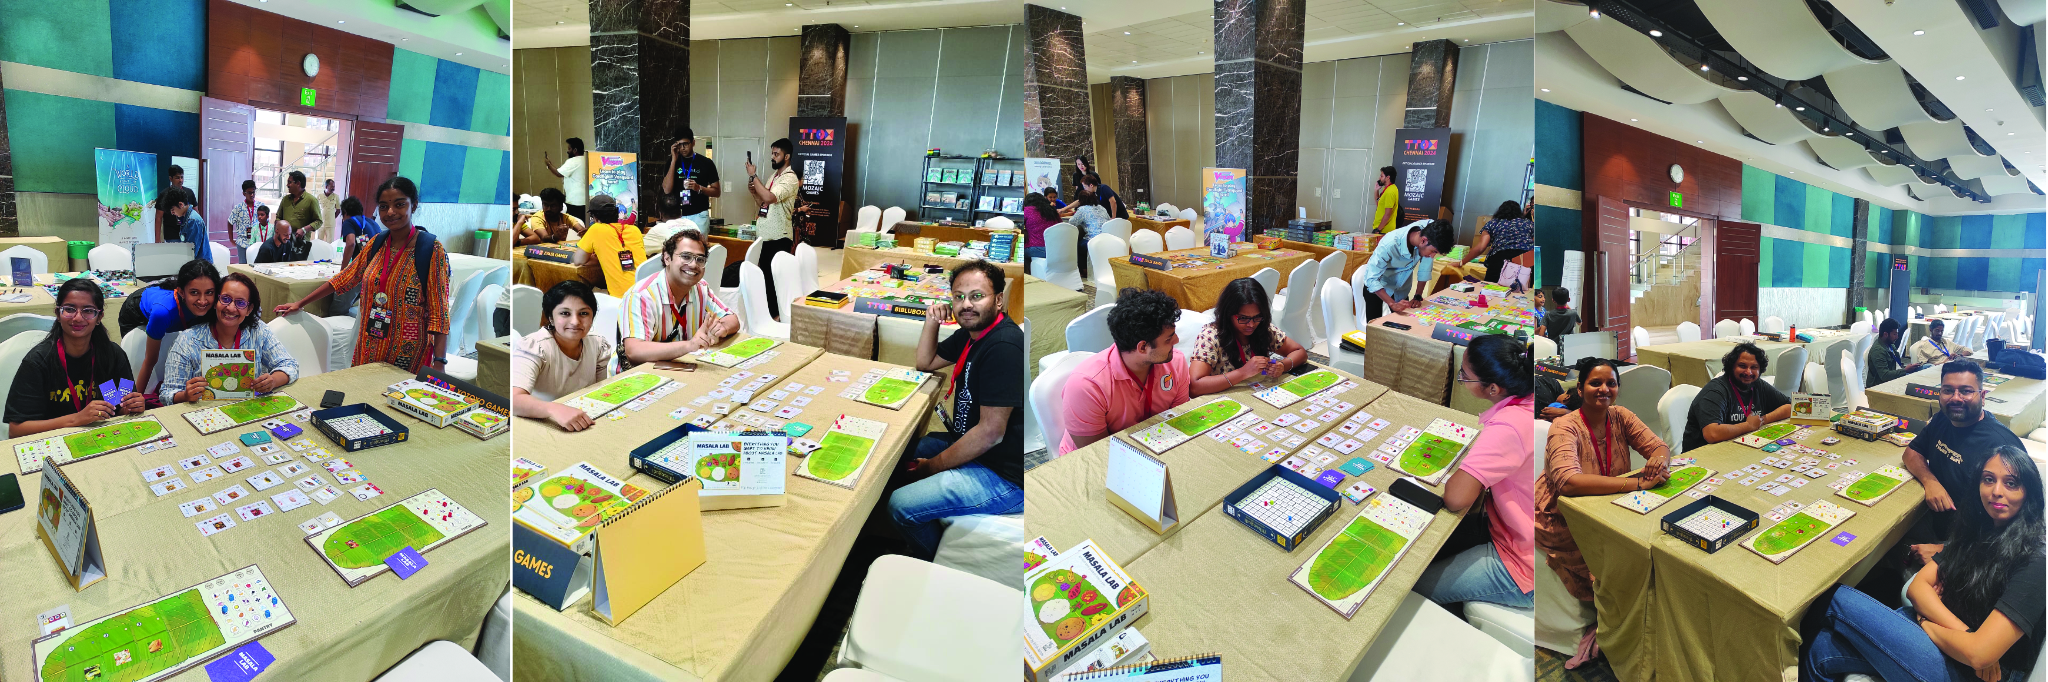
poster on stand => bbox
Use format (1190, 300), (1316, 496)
(1394, 128), (1452, 224)
(1201, 168), (1247, 241)
(1024, 157), (1061, 197)
(95, 149), (158, 250)
(789, 117), (848, 247)
(588, 152), (638, 224)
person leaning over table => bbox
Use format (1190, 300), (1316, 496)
(1415, 333), (1537, 610)
(1897, 361), (2026, 569)
(1804, 444), (2042, 682)
(1871, 317), (1931, 387)
(1460, 200), (1534, 284)
(274, 176), (452, 373)
(1042, 186), (1074, 217)
(1079, 172), (1129, 220)
(1021, 190), (1061, 269)
(1913, 319), (1975, 365)
(1536, 358), (1671, 664)
(1360, 217), (1455, 321)
(6, 279), (147, 437)
(160, 187), (211, 264)
(618, 229), (739, 367)
(1679, 343), (1793, 453)
(253, 217), (300, 264)
(1186, 277), (1307, 397)
(1058, 288), (1192, 455)
(160, 273), (298, 404)
(517, 187), (583, 246)
(512, 281), (611, 432)
(894, 259), (1028, 557)
(123, 260), (219, 402)
(575, 194), (643, 296)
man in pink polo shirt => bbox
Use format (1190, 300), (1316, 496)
(1059, 288), (1193, 454)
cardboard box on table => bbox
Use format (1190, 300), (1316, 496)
(514, 478), (707, 625)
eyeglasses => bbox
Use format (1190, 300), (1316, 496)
(218, 295), (251, 311)
(57, 305), (101, 319)
(670, 253), (709, 265)
(1234, 314), (1264, 325)
(952, 290), (989, 304)
(1937, 385), (1980, 397)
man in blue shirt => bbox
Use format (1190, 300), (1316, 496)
(161, 187), (211, 263)
(1361, 218), (1455, 321)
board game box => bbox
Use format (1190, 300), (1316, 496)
(1743, 499), (1856, 563)
(697, 336), (781, 368)
(1128, 398), (1247, 454)
(1221, 465), (1340, 551)
(561, 373), (668, 420)
(30, 564), (294, 682)
(795, 414), (889, 489)
(304, 488), (488, 587)
(1024, 539), (1149, 682)
(854, 368), (931, 410)
(1287, 493), (1434, 619)
(309, 404), (409, 451)
(1610, 466), (1715, 514)
(513, 462), (651, 553)
(1251, 368), (1345, 408)
(512, 458), (547, 489)
(184, 394), (307, 435)
(15, 415), (169, 473)
(1836, 464), (1911, 507)
(1388, 419), (1477, 487)
(198, 349), (258, 400)
(1659, 495), (1761, 553)
(383, 379), (477, 428)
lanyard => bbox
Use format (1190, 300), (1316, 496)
(1731, 381), (1754, 419)
(54, 341), (91, 412)
(373, 228), (413, 302)
(1581, 408), (1616, 477)
(948, 312), (1006, 400)
(1932, 337), (1953, 360)
(669, 279), (695, 342)
(215, 326), (244, 351)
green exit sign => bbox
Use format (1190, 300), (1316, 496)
(300, 88), (317, 107)
(1668, 191), (1683, 208)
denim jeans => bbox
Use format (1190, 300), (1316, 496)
(888, 434), (1025, 556)
(679, 212), (710, 233)
(1412, 542), (1534, 609)
(1805, 586), (2028, 682)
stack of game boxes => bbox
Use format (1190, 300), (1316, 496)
(854, 231), (879, 248)
(1281, 218), (1331, 242)
(987, 231), (1019, 262)
(913, 237), (937, 254)
(933, 241), (964, 256)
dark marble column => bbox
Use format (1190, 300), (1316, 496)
(1402, 39), (1460, 128)
(1849, 198), (1870, 318)
(0, 72), (14, 237)
(590, 0), (689, 212)
(1108, 76), (1151, 207)
(1022, 4), (1093, 187)
(798, 24), (851, 117)
(1214, 0), (1306, 236)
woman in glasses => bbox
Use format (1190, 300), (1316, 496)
(5, 279), (147, 437)
(274, 176), (452, 372)
(159, 273), (299, 404)
(120, 259), (218, 401)
(1187, 277), (1307, 397)
(1415, 333), (1536, 610)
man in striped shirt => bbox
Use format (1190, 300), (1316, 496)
(619, 229), (738, 367)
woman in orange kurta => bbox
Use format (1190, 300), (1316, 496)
(274, 176), (452, 373)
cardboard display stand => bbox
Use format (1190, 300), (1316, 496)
(36, 457), (106, 591)
(591, 479), (708, 625)
(1104, 437), (1177, 533)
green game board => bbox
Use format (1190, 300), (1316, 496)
(862, 378), (919, 407)
(722, 337), (776, 359)
(1305, 515), (1405, 601)
(1029, 567), (1110, 646)
(807, 430), (877, 481)
(322, 506), (446, 569)
(1844, 472), (1903, 502)
(1751, 512), (1830, 556)
(1645, 466), (1709, 497)
(61, 419), (164, 458)
(1162, 399), (1245, 436)
(1280, 370), (1341, 398)
(39, 589), (222, 682)
(696, 452), (741, 482)
(218, 395), (302, 424)
(1398, 434), (1465, 478)
(533, 476), (631, 530)
(1753, 423), (1798, 442)
(584, 374), (663, 406)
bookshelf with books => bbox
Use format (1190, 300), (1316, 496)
(975, 156), (1027, 222)
(920, 155), (981, 220)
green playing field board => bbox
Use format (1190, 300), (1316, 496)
(219, 395), (303, 424)
(65, 419), (165, 456)
(39, 589), (221, 682)
(1280, 370), (1342, 398)
(1842, 468), (1907, 505)
(862, 379), (920, 408)
(1162, 400), (1245, 436)
(1646, 466), (1710, 497)
(1751, 512), (1830, 555)
(322, 506), (446, 569)
(1753, 422), (1799, 442)
(1304, 516), (1405, 601)
(1397, 434), (1464, 479)
(805, 431), (876, 481)
(584, 374), (664, 406)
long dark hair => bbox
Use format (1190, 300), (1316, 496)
(1211, 278), (1276, 364)
(218, 273), (263, 332)
(49, 278), (114, 348)
(1022, 191), (1059, 223)
(1937, 445), (2045, 628)
(1466, 334), (1535, 396)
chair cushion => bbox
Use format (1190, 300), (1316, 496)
(847, 555), (1022, 681)
(1348, 592), (1532, 682)
(374, 640), (499, 682)
(1463, 601), (1535, 655)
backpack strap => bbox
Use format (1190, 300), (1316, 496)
(364, 228), (440, 291)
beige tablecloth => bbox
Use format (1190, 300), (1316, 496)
(476, 336), (512, 394)
(0, 364), (511, 682)
(1024, 277), (1092, 371)
(1358, 287), (1533, 406)
(1107, 247), (1319, 314)
(1636, 340), (1804, 388)
(229, 264), (331, 323)
(1127, 216), (1190, 240)
(0, 237), (72, 273)
(837, 247), (1024, 319)
(1557, 433), (1923, 682)
(511, 340), (947, 682)
(1868, 366), (2045, 435)
(0, 274), (141, 340)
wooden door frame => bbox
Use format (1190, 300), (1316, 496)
(1585, 196), (1727, 356)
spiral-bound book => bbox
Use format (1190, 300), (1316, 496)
(1057, 654), (1221, 681)
(591, 478), (708, 626)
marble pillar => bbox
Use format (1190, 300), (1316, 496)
(1022, 4), (1093, 187)
(590, 0), (689, 211)
(798, 24), (851, 117)
(1108, 76), (1151, 207)
(1214, 0), (1306, 236)
(0, 72), (13, 237)
(1402, 39), (1460, 128)
(1849, 198), (1870, 316)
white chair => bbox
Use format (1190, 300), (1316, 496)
(1631, 326), (1650, 354)
(1817, 340), (1853, 398)
(264, 311), (332, 377)
(1850, 320), (1872, 334)
(1713, 319), (1741, 339)
(1030, 224), (1084, 291)
(1533, 419), (1596, 655)
(0, 245), (47, 274)
(1769, 346), (1807, 392)
(1156, 202), (1178, 215)
(1251, 267), (1282, 299)
(770, 251), (801, 322)
(878, 206), (906, 234)
(1311, 252), (1347, 345)
(1348, 592), (1534, 682)
(1037, 303), (1115, 374)
(856, 205), (883, 233)
(1179, 207), (1201, 235)
(324, 314), (359, 371)
(208, 241), (230, 265)
(244, 241), (262, 264)
(795, 242), (819, 293)
(1742, 318), (1760, 335)
(1532, 334), (1557, 358)
(736, 261), (789, 340)
(1616, 364), (1673, 447)
(443, 265), (505, 354)
(1031, 352), (1090, 454)
(1172, 309), (1209, 354)
(371, 640), (498, 682)
(589, 292), (623, 375)
(1837, 355), (1869, 409)
(509, 284), (542, 339)
(1128, 229), (1164, 255)
(1323, 279), (1365, 377)
(1803, 362), (1829, 399)
(705, 243), (728, 279)
(0, 314), (53, 344)
(1464, 599), (1537, 664)
(0, 330), (48, 438)
(1274, 259), (1318, 349)
(1852, 332), (1877, 384)
(309, 239), (332, 262)
(87, 244), (131, 271)
(1658, 384), (1701, 454)
(983, 215), (1015, 231)
(1670, 321), (1699, 343)
(840, 555), (1021, 680)
(634, 257), (664, 282)
(119, 328), (148, 377)
(1164, 225), (1196, 250)
(1350, 266), (1374, 329)
(931, 514), (1026, 588)
(1762, 316), (1787, 334)
(1101, 218), (1133, 241)
(1087, 234), (1128, 307)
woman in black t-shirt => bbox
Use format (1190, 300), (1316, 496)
(1804, 444), (2043, 682)
(5, 279), (146, 437)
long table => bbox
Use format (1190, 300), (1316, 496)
(1556, 429), (1924, 682)
(838, 247), (1024, 319)
(0, 273), (142, 340)
(1024, 376), (1479, 681)
(887, 221), (1005, 247)
(787, 270), (1065, 368)
(1868, 365), (2045, 435)
(1128, 215), (1190, 240)
(1361, 287), (1536, 407)
(1106, 246), (1320, 313)
(510, 340), (946, 682)
(0, 364), (511, 682)
(1635, 339), (1808, 388)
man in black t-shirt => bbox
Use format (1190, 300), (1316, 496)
(1681, 343), (1794, 452)
(889, 260), (1025, 557)
(1900, 361), (2025, 564)
(660, 129), (721, 233)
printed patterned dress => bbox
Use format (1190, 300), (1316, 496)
(328, 231), (451, 372)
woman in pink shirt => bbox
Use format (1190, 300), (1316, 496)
(1413, 333), (1536, 609)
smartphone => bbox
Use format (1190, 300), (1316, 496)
(0, 474), (22, 515)
(746, 150), (753, 165)
(1388, 478), (1443, 515)
(321, 390), (345, 409)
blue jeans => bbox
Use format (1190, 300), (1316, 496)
(1412, 542), (1534, 609)
(1805, 586), (2028, 682)
(888, 435), (1024, 556)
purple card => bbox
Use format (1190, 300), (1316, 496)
(1315, 469), (1345, 489)
(203, 641), (274, 682)
(98, 378), (133, 405)
(269, 424), (303, 440)
(1776, 438), (1797, 446)
(1831, 532), (1856, 547)
(385, 546), (428, 579)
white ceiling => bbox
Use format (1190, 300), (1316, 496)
(1066, 0), (1532, 81)
(232, 0), (510, 73)
(512, 0), (1025, 48)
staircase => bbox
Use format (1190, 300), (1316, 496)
(1631, 237), (1700, 302)
(1630, 237), (1704, 327)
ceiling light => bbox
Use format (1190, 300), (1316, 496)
(1649, 29), (1663, 37)
(455, 52), (462, 55)
(1846, 132), (1853, 135)
(1795, 106), (1804, 111)
(1775, 103), (1783, 108)
(1125, 31), (1131, 35)
(1956, 76), (1966, 80)
(1986, 108), (1994, 112)
(1700, 65), (1709, 71)
(1737, 76), (1748, 81)
(1823, 127), (1830, 131)
(1631, 118), (1638, 121)
(338, 20), (344, 23)
(1590, 9), (1600, 18)
(1913, 30), (1925, 35)
(1398, 22), (1405, 25)
(1541, 88), (1550, 92)
(2009, 132), (2016, 135)
(1697, 141), (1703, 144)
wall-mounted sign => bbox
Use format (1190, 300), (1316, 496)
(300, 88), (317, 108)
(1667, 191), (1683, 208)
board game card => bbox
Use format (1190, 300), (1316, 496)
(1293, 419), (1321, 433)
(767, 390), (791, 401)
(1334, 439), (1364, 454)
(246, 470), (285, 491)
(1273, 414), (1301, 427)
(310, 485), (342, 505)
(1366, 450), (1394, 464)
(322, 459), (353, 473)
(1250, 423), (1278, 435)
(286, 439), (315, 452)
(1318, 410), (1341, 422)
(142, 464), (177, 483)
(298, 518), (326, 534)
(1263, 446), (1291, 462)
(1317, 433), (1344, 447)
(179, 454), (212, 470)
(151, 477), (189, 496)
(278, 462), (308, 478)
(302, 449), (331, 462)
(213, 484), (252, 506)
(350, 483), (384, 500)
(179, 498), (217, 518)
(790, 396), (813, 407)
(295, 474), (327, 492)
(1338, 422), (1361, 435)
(333, 469), (366, 485)
(207, 442), (240, 458)
(234, 501), (275, 521)
(196, 513), (237, 536)
(1281, 455), (1310, 472)
(1367, 418), (1390, 431)
(775, 406), (803, 419)
(1342, 481), (1378, 504)
(261, 453), (292, 466)
(189, 465), (225, 483)
(251, 442), (283, 456)
(271, 489), (312, 512)
(1790, 478), (1809, 488)
(1286, 435), (1309, 449)
(220, 455), (255, 473)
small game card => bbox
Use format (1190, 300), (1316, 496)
(213, 484), (253, 506)
(234, 501), (275, 521)
(333, 469), (366, 485)
(1230, 434), (1262, 450)
(1317, 433), (1345, 447)
(36, 606), (70, 636)
(179, 498), (217, 518)
(189, 466), (225, 483)
(294, 474), (327, 492)
(286, 439), (315, 452)
(220, 455), (255, 473)
(150, 477), (189, 497)
(207, 442), (241, 458)
(774, 406), (803, 419)
(1292, 419), (1321, 433)
(1318, 410), (1341, 422)
(196, 513), (237, 536)
(322, 459), (354, 473)
(1335, 439), (1365, 454)
(1250, 423), (1278, 435)
(301, 449), (331, 462)
(270, 489), (312, 512)
(1368, 418), (1391, 431)
(1272, 413), (1301, 427)
(179, 454), (212, 470)
(142, 465), (177, 483)
(1285, 435), (1308, 449)
(1263, 447), (1290, 462)
(277, 462), (308, 478)
(251, 443), (283, 456)
(1342, 481), (1379, 504)
(790, 396), (813, 407)
(261, 453), (292, 466)
(310, 485), (343, 505)
(246, 470), (285, 491)
(349, 483), (385, 501)
(767, 390), (791, 401)
(1281, 455), (1311, 472)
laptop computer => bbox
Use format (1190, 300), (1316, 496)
(134, 242), (197, 279)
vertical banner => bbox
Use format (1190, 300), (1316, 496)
(1201, 168), (1247, 240)
(1394, 128), (1453, 224)
(588, 152), (638, 224)
(94, 149), (158, 249)
(1023, 157), (1060, 197)
(789, 117), (848, 247)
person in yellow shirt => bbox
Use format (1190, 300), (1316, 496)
(576, 194), (643, 295)
(1373, 166), (1400, 234)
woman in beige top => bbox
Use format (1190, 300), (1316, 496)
(511, 281), (613, 431)
(1535, 359), (1672, 652)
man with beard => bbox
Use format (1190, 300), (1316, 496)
(1910, 318), (1975, 364)
(617, 229), (737, 367)
(745, 138), (800, 319)
(274, 171), (322, 260)
(660, 129), (720, 234)
(1681, 342), (1794, 452)
(1901, 361), (2025, 565)
(891, 260), (1025, 557)
(1867, 317), (1928, 387)
(1059, 288), (1193, 454)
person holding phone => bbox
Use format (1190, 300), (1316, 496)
(1373, 166), (1401, 233)
(6, 279), (147, 437)
(661, 128), (721, 234)
(745, 139), (800, 319)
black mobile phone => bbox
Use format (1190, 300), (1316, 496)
(321, 390), (344, 409)
(0, 474), (22, 515)
(1381, 321), (1412, 331)
(1389, 478), (1443, 515)
(747, 150), (753, 165)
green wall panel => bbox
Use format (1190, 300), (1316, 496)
(386, 49), (439, 126)
(3, 90), (116, 194)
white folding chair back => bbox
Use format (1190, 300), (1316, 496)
(1087, 234), (1129, 306)
(208, 242), (232, 267)
(1172, 310), (1209, 354)
(0, 245), (47, 274)
(635, 257), (664, 282)
(1850, 320), (1872, 334)
(591, 292), (623, 375)
(1658, 384), (1701, 454)
(309, 239), (332, 261)
(1631, 326), (1650, 354)
(1713, 319), (1740, 339)
(120, 328), (148, 376)
(1178, 207), (1199, 228)
(0, 330), (50, 439)
(1350, 266), (1373, 330)
(1275, 259), (1318, 347)
(1742, 318), (1759, 335)
(1770, 346), (1807, 392)
(245, 241), (262, 264)
(737, 261), (790, 340)
(983, 215), (1015, 230)
(857, 205), (883, 233)
(264, 311), (332, 377)
(770, 251), (801, 321)
(1762, 316), (1787, 333)
(510, 284), (542, 338)
(1251, 268), (1282, 299)
(0, 314), (53, 346)
(1032, 224), (1084, 291)
(87, 244), (132, 271)
(1323, 279), (1365, 376)
(1802, 362), (1828, 398)
(1032, 352), (1090, 453)
(443, 265), (494, 354)
(473, 283), (504, 353)
(1101, 218), (1133, 241)
(879, 207), (906, 234)
(1674, 321), (1701, 343)
(1310, 253), (1347, 343)
(1164, 225), (1196, 250)
(1852, 332), (1877, 379)
(1837, 355), (1868, 409)
(1128, 230), (1164, 255)
(1066, 304), (1116, 354)
(1616, 364), (1672, 448)
(1532, 334), (1558, 358)
(1156, 203), (1178, 215)
(796, 243), (819, 293)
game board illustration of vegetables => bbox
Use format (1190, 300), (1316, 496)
(199, 349), (258, 400)
(305, 489), (486, 586)
(1389, 419), (1478, 487)
(698, 336), (781, 367)
(797, 415), (889, 489)
(1252, 369), (1343, 408)
(513, 462), (647, 550)
(1743, 500), (1855, 564)
(1129, 397), (1247, 454)
(184, 394), (306, 434)
(1837, 465), (1911, 507)
(1610, 466), (1715, 514)
(1023, 539), (1147, 674)
(561, 373), (667, 419)
(1289, 494), (1433, 619)
(15, 416), (169, 473)
(855, 368), (931, 410)
(32, 564), (294, 682)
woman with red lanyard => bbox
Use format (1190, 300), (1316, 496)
(275, 176), (452, 373)
(161, 273), (300, 404)
(1187, 277), (1309, 396)
(1534, 358), (1673, 667)
(4, 279), (147, 437)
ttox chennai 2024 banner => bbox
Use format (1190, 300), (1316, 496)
(790, 117), (847, 247)
(95, 149), (159, 249)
